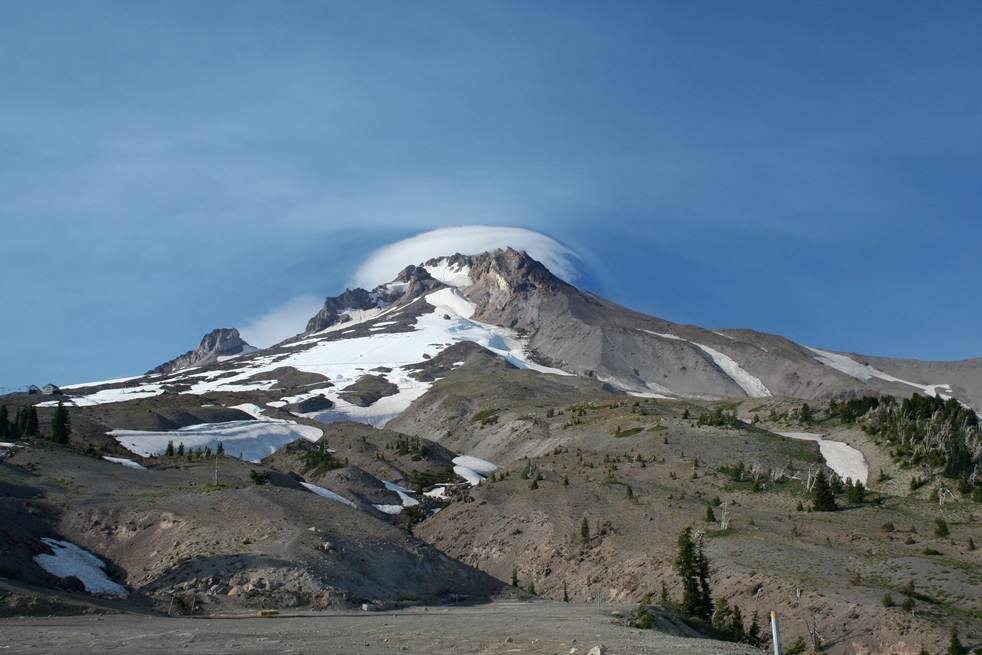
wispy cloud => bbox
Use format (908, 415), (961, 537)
(238, 294), (323, 347)
(351, 225), (581, 288)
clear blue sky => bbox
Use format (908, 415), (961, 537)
(2, 1), (981, 390)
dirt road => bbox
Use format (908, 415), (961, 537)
(0, 600), (753, 654)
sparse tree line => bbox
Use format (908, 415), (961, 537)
(0, 402), (70, 444)
(846, 394), (981, 500)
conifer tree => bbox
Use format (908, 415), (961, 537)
(15, 407), (28, 437)
(511, 567), (519, 587)
(706, 505), (716, 522)
(165, 440), (175, 457)
(50, 401), (70, 444)
(799, 403), (813, 424)
(563, 581), (569, 602)
(580, 517), (590, 544)
(675, 527), (712, 621)
(217, 441), (224, 456)
(25, 406), (39, 436)
(0, 405), (8, 438)
(812, 469), (837, 511)
(948, 629), (967, 655)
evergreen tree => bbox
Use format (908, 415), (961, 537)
(934, 517), (950, 537)
(746, 611), (762, 646)
(0, 405), (8, 438)
(948, 629), (967, 655)
(165, 441), (175, 457)
(799, 403), (813, 424)
(675, 527), (712, 621)
(15, 407), (28, 437)
(50, 401), (70, 444)
(705, 505), (716, 522)
(177, 442), (185, 456)
(580, 517), (590, 544)
(846, 480), (866, 504)
(563, 581), (569, 602)
(25, 406), (39, 436)
(217, 441), (224, 456)
(812, 469), (837, 511)
(511, 567), (519, 587)
(728, 606), (745, 642)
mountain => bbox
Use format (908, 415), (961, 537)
(3, 247), (981, 653)
(147, 327), (256, 376)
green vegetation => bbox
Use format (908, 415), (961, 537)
(811, 469), (837, 511)
(50, 402), (71, 444)
(409, 467), (456, 488)
(471, 408), (500, 426)
(249, 469), (270, 485)
(580, 517), (590, 544)
(391, 435), (429, 460)
(612, 426), (644, 438)
(675, 527), (712, 621)
(696, 408), (741, 428)
(302, 443), (344, 474)
(861, 394), (979, 494)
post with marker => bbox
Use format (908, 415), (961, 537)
(770, 610), (782, 655)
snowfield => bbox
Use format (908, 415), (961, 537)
(61, 283), (569, 431)
(776, 431), (869, 485)
(33, 538), (128, 596)
(644, 331), (771, 398)
(807, 347), (953, 399)
(110, 420), (322, 462)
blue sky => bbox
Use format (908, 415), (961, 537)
(1, 1), (981, 390)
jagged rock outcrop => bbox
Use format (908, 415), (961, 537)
(148, 328), (255, 375)
(304, 265), (442, 334)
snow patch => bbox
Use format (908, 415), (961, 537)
(33, 538), (128, 596)
(424, 259), (473, 288)
(807, 347), (953, 400)
(451, 455), (499, 476)
(383, 480), (420, 507)
(102, 456), (146, 470)
(643, 331), (771, 398)
(299, 482), (357, 508)
(776, 432), (869, 485)
(110, 420), (322, 463)
(373, 504), (404, 515)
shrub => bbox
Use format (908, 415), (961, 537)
(249, 469), (270, 485)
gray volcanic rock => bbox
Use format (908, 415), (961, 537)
(338, 375), (399, 407)
(304, 265), (443, 334)
(147, 328), (256, 376)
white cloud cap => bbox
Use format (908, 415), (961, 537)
(238, 294), (323, 348)
(351, 225), (579, 288)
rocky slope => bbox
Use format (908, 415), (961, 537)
(148, 328), (256, 376)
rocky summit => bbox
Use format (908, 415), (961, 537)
(2, 249), (981, 655)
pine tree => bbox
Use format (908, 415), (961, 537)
(0, 405), (8, 438)
(625, 485), (633, 499)
(675, 527), (712, 621)
(15, 407), (28, 437)
(50, 401), (70, 444)
(217, 441), (224, 456)
(25, 406), (39, 436)
(948, 628), (967, 655)
(580, 517), (590, 544)
(177, 442), (185, 456)
(934, 517), (950, 537)
(705, 505), (716, 522)
(746, 611), (762, 646)
(728, 606), (745, 642)
(812, 469), (837, 511)
(799, 403), (813, 424)
(563, 581), (569, 602)
(511, 567), (519, 587)
(165, 441), (175, 457)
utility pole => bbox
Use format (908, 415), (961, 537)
(770, 610), (782, 655)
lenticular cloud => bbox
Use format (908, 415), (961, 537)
(351, 226), (580, 289)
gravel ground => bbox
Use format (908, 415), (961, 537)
(0, 600), (754, 655)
